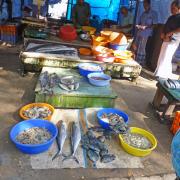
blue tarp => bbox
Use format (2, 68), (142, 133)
(1, 0), (175, 24)
(67, 0), (123, 21)
(0, 1), (8, 21)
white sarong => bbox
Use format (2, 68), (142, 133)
(154, 40), (179, 79)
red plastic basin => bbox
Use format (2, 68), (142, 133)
(59, 25), (77, 41)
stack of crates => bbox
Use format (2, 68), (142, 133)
(0, 23), (21, 44)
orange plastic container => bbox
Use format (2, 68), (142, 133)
(91, 35), (108, 47)
(171, 111), (180, 135)
(79, 48), (92, 56)
(19, 103), (55, 120)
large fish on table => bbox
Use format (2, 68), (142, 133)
(52, 121), (67, 161)
(63, 121), (81, 164)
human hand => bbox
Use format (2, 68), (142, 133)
(160, 33), (165, 40)
(166, 31), (173, 38)
(136, 25), (146, 30)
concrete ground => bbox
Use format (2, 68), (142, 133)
(0, 45), (176, 180)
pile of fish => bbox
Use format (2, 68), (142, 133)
(59, 76), (79, 92)
(39, 71), (59, 94)
(39, 71), (79, 94)
(80, 64), (102, 71)
(52, 121), (81, 164)
(81, 130), (116, 164)
(16, 127), (52, 144)
(101, 113), (129, 134)
(26, 44), (79, 59)
(122, 132), (152, 149)
(23, 106), (52, 119)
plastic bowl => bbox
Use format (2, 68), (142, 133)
(97, 108), (129, 129)
(82, 26), (96, 35)
(19, 103), (54, 120)
(79, 48), (92, 56)
(10, 119), (58, 154)
(59, 25), (77, 41)
(96, 54), (115, 63)
(92, 46), (113, 56)
(78, 63), (103, 77)
(87, 72), (111, 87)
(109, 43), (128, 51)
(119, 127), (157, 157)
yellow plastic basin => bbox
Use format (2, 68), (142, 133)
(119, 127), (157, 157)
(19, 103), (55, 120)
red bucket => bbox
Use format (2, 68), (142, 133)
(59, 25), (77, 41)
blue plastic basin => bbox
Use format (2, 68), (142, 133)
(88, 72), (111, 86)
(109, 43), (128, 51)
(97, 108), (129, 129)
(78, 63), (103, 77)
(10, 119), (58, 154)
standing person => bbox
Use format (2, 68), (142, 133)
(72, 0), (91, 27)
(133, 0), (158, 66)
(154, 0), (180, 79)
(119, 6), (134, 35)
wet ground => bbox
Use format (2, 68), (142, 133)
(0, 45), (175, 180)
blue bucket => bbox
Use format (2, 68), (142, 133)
(97, 108), (129, 129)
(10, 119), (58, 154)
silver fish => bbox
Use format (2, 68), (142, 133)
(59, 82), (79, 92)
(39, 71), (49, 92)
(60, 76), (75, 85)
(52, 121), (67, 161)
(63, 121), (81, 164)
(59, 83), (71, 92)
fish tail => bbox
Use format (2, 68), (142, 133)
(52, 151), (61, 161)
(62, 155), (79, 164)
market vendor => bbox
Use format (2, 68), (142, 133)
(133, 0), (158, 66)
(154, 0), (180, 79)
(72, 0), (91, 27)
(119, 6), (133, 34)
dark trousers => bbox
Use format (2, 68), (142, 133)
(145, 36), (153, 67)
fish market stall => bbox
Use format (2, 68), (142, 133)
(27, 108), (157, 169)
(20, 39), (141, 82)
(35, 67), (117, 108)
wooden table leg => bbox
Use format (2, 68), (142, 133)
(162, 102), (176, 117)
(159, 101), (176, 123)
(152, 88), (164, 109)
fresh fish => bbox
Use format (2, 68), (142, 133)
(60, 76), (74, 85)
(59, 83), (71, 92)
(97, 136), (106, 143)
(101, 113), (129, 134)
(52, 121), (67, 161)
(101, 154), (116, 163)
(39, 71), (49, 92)
(87, 149), (99, 162)
(63, 122), (81, 164)
(122, 132), (152, 149)
(100, 149), (109, 157)
(59, 82), (79, 92)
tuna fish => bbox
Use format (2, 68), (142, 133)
(63, 121), (81, 164)
(52, 121), (67, 161)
